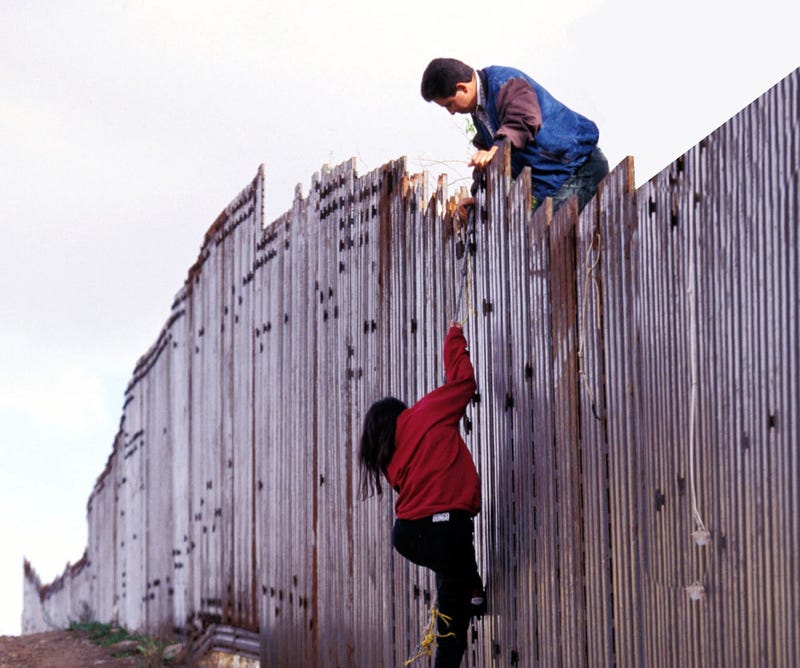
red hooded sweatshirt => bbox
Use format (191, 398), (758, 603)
(385, 326), (481, 520)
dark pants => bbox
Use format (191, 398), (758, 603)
(549, 146), (610, 213)
(393, 512), (483, 668)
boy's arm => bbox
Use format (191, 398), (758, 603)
(493, 77), (542, 149)
(467, 78), (540, 193)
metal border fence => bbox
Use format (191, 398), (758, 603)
(23, 67), (798, 667)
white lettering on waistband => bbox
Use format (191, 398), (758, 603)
(432, 512), (450, 522)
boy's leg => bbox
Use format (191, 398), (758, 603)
(551, 146), (610, 213)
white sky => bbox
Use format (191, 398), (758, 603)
(0, 0), (796, 636)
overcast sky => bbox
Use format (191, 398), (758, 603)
(1, 0), (796, 636)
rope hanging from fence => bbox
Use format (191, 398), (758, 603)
(453, 209), (477, 326)
(687, 217), (709, 545)
(404, 607), (456, 665)
(577, 227), (603, 421)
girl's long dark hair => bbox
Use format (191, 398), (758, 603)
(358, 397), (407, 499)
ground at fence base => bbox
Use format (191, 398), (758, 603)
(0, 630), (140, 667)
(0, 630), (260, 668)
(194, 649), (259, 668)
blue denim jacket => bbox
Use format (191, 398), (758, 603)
(474, 66), (599, 201)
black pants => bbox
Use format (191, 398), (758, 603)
(392, 512), (483, 668)
(549, 146), (611, 213)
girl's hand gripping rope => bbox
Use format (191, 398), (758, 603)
(453, 207), (476, 326)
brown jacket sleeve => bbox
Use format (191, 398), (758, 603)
(470, 77), (542, 195)
(494, 77), (542, 149)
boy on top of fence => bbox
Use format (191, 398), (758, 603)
(421, 57), (609, 218)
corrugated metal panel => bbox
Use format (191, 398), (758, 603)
(86, 439), (118, 626)
(169, 287), (191, 633)
(599, 157), (645, 666)
(575, 175), (614, 667)
(24, 67), (799, 667)
(121, 380), (145, 631)
(145, 324), (172, 632)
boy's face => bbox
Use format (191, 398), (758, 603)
(434, 81), (476, 115)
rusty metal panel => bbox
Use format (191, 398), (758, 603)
(220, 208), (235, 631)
(312, 162), (348, 667)
(388, 167), (426, 666)
(70, 560), (91, 622)
(468, 158), (494, 666)
(86, 440), (118, 626)
(596, 156), (646, 667)
(119, 381), (146, 631)
(273, 206), (293, 658)
(253, 188), (284, 663)
(281, 189), (308, 659)
(228, 181), (257, 631)
(531, 199), (563, 667)
(575, 165), (615, 667)
(403, 165), (443, 665)
(187, 232), (209, 629)
(636, 159), (697, 668)
(525, 197), (555, 667)
(145, 328), (173, 633)
(631, 68), (800, 668)
(169, 288), (191, 632)
(287, 183), (315, 663)
(202, 207), (220, 629)
(474, 147), (526, 666)
(350, 164), (397, 668)
(22, 561), (45, 633)
(507, 167), (541, 667)
(550, 195), (587, 668)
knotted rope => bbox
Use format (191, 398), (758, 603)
(404, 607), (456, 666)
(453, 209), (477, 326)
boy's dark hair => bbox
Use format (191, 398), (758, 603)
(358, 397), (407, 499)
(420, 57), (474, 101)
